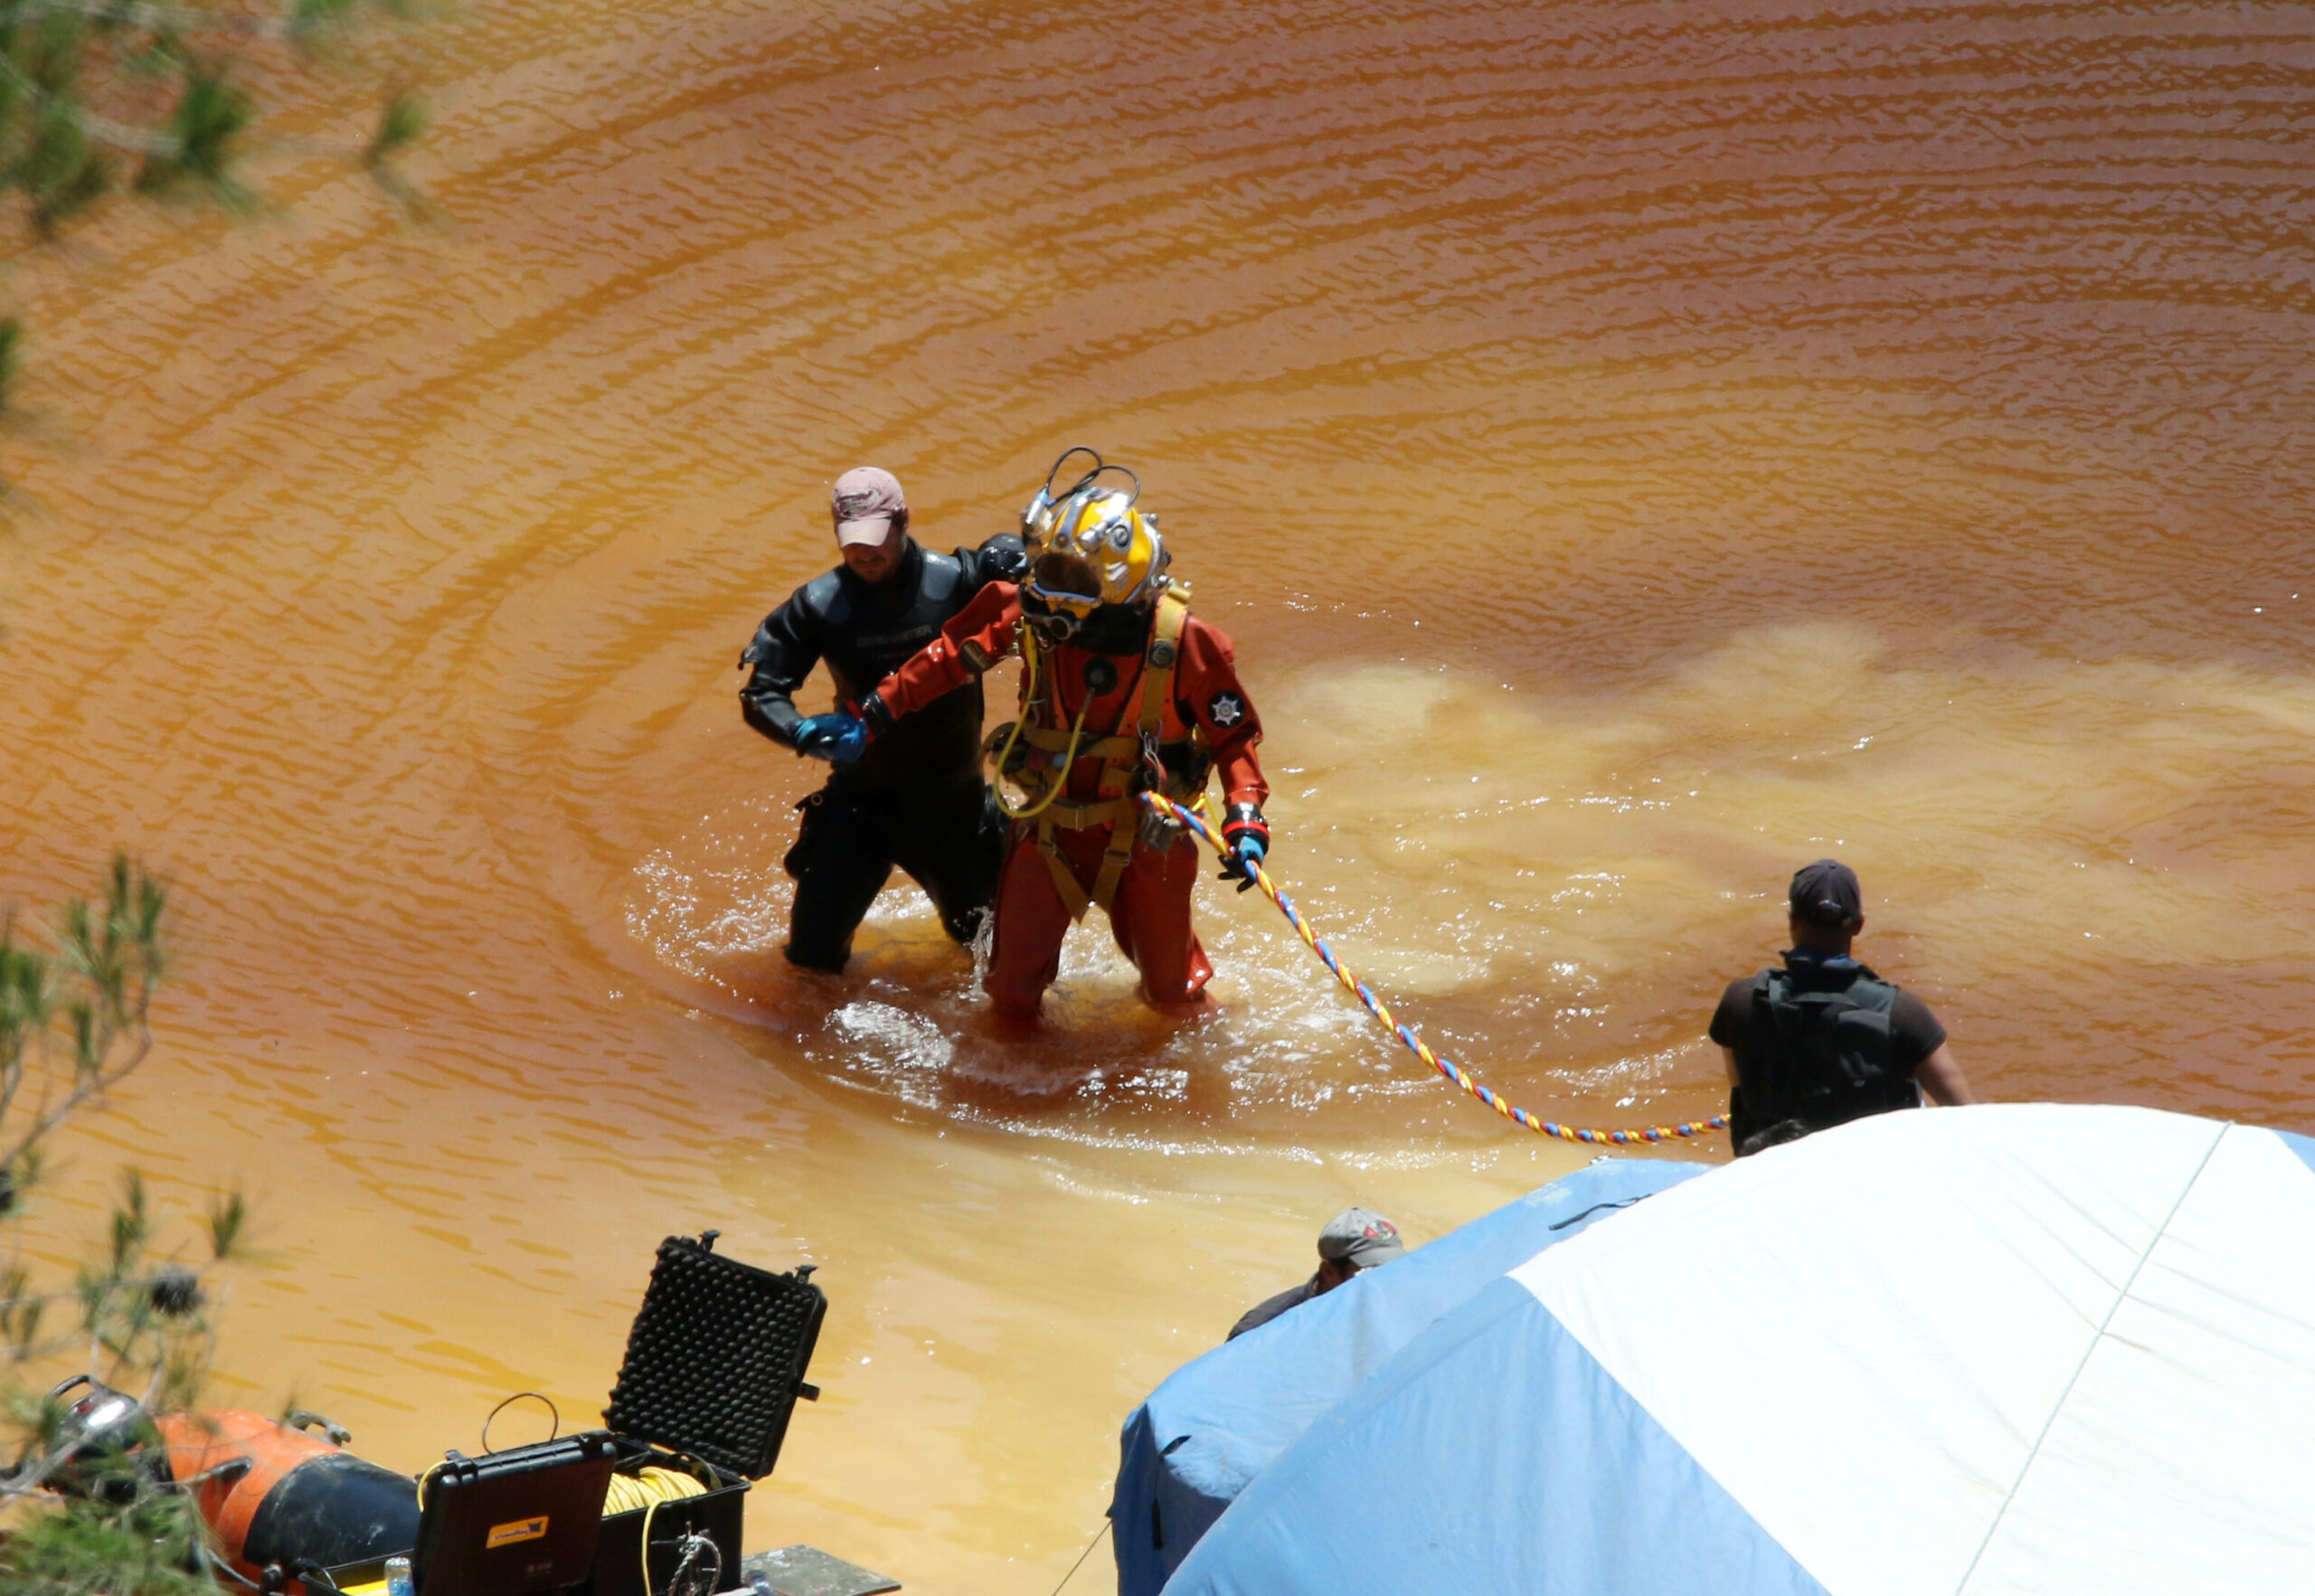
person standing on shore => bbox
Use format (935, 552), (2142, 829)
(1710, 859), (1978, 1157)
(738, 467), (1025, 972)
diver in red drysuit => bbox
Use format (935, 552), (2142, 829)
(814, 455), (1271, 1022)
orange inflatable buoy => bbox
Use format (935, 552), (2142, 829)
(155, 1409), (420, 1584)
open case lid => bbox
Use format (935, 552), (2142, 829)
(604, 1232), (826, 1481)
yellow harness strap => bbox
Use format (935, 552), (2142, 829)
(1035, 588), (1194, 921)
(1038, 798), (1137, 831)
(1034, 829), (1094, 921)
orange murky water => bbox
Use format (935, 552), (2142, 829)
(4, 0), (2313, 1587)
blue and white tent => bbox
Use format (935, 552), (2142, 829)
(1158, 1103), (2315, 1594)
(1111, 1156), (1711, 1596)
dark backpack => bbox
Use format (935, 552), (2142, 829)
(1730, 967), (1920, 1152)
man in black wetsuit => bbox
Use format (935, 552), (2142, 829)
(1710, 859), (1979, 1157)
(739, 467), (1025, 971)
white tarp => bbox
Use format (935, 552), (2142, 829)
(1166, 1103), (2315, 1595)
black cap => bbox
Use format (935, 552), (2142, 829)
(1788, 859), (1862, 928)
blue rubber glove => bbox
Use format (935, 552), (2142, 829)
(1229, 833), (1267, 891)
(791, 713), (842, 760)
(794, 713), (868, 765)
(1217, 803), (1270, 892)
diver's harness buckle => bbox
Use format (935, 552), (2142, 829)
(1134, 731), (1186, 855)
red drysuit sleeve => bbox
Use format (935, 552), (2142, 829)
(876, 581), (1022, 720)
(1175, 615), (1268, 808)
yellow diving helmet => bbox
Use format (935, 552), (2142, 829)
(1019, 448), (1169, 632)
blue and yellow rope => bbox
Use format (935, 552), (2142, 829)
(1145, 793), (1728, 1147)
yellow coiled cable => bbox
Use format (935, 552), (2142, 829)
(602, 1464), (705, 1516)
(990, 627), (1091, 821)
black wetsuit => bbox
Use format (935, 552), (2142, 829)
(740, 533), (1025, 969)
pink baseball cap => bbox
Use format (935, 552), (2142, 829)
(831, 467), (906, 547)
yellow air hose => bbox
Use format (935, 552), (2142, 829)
(991, 626), (1092, 821)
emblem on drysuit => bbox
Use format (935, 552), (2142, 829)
(1207, 692), (1245, 728)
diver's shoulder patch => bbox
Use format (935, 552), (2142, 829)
(1206, 691), (1247, 728)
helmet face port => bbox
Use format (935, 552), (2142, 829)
(1027, 551), (1101, 611)
(1024, 552), (1101, 642)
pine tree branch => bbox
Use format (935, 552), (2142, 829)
(0, 51), (178, 156)
(0, 1027), (150, 1170)
(8, 0), (317, 44)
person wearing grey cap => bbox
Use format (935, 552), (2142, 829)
(1226, 1207), (1408, 1341)
(738, 467), (1026, 971)
(1708, 859), (1977, 1157)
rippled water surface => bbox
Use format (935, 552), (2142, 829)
(3, 0), (2312, 1586)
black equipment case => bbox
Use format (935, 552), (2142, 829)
(417, 1433), (621, 1596)
(326, 1232), (824, 1596)
(582, 1231), (827, 1596)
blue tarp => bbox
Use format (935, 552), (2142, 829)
(1166, 1274), (1828, 1596)
(1158, 1105), (2315, 1596)
(1109, 1156), (1711, 1596)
